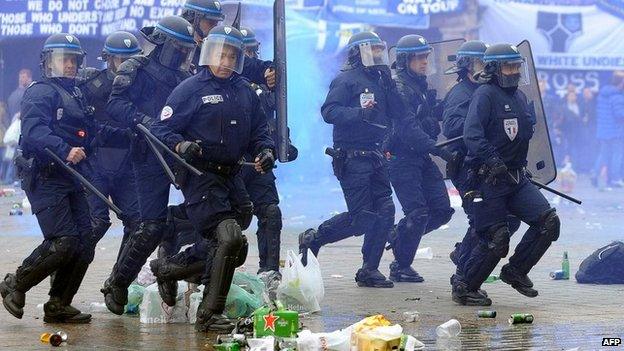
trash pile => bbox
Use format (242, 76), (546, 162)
(213, 314), (426, 351)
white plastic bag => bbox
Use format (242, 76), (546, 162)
(277, 250), (324, 313)
(136, 263), (157, 287)
(139, 282), (189, 323)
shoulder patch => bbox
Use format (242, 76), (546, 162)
(160, 106), (173, 120)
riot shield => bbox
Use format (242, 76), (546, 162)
(274, 0), (290, 162)
(425, 39), (466, 177)
(517, 40), (557, 185)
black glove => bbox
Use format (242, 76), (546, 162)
(431, 148), (461, 178)
(177, 141), (202, 163)
(485, 158), (508, 185)
(255, 149), (275, 173)
(361, 107), (387, 129)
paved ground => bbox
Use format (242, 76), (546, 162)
(0, 176), (623, 350)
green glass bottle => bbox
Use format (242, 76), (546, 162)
(484, 275), (499, 283)
(562, 251), (570, 280)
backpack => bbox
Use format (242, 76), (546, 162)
(575, 241), (624, 284)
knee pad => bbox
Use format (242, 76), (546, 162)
(403, 208), (429, 233)
(215, 219), (244, 251)
(235, 201), (254, 231)
(52, 236), (80, 257)
(351, 210), (378, 236)
(485, 223), (510, 258)
(263, 204), (283, 231)
(539, 209), (560, 241)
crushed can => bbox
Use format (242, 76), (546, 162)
(253, 303), (299, 338)
(508, 313), (534, 324)
(477, 310), (497, 318)
(213, 342), (240, 351)
(550, 270), (565, 280)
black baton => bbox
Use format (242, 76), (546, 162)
(44, 148), (123, 216)
(530, 178), (582, 205)
(435, 135), (463, 148)
(143, 134), (179, 189)
(136, 124), (203, 176)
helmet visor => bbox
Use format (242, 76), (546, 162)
(198, 35), (245, 74)
(359, 42), (389, 67)
(498, 58), (529, 87)
(158, 38), (196, 71)
(43, 49), (85, 78)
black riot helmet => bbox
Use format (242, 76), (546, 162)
(345, 31), (389, 68)
(102, 31), (142, 59)
(240, 26), (259, 58)
(481, 43), (527, 88)
(444, 40), (487, 79)
(101, 31), (142, 73)
(394, 34), (432, 77)
(40, 33), (86, 79)
(182, 0), (225, 39)
(140, 16), (196, 70)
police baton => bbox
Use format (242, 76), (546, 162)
(529, 178), (582, 205)
(44, 148), (123, 217)
(142, 134), (179, 189)
(435, 135), (463, 148)
(136, 124), (203, 176)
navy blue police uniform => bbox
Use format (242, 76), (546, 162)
(0, 34), (94, 324)
(461, 44), (560, 302)
(150, 37), (274, 330)
(101, 16), (195, 315)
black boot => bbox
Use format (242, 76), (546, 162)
(451, 281), (492, 306)
(195, 288), (235, 332)
(100, 278), (127, 315)
(355, 268), (394, 288)
(150, 259), (178, 307)
(43, 297), (91, 324)
(389, 261), (424, 283)
(500, 264), (538, 297)
(0, 274), (25, 319)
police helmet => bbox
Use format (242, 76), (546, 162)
(346, 31), (389, 68)
(102, 31), (142, 59)
(482, 43), (527, 88)
(445, 40), (487, 76)
(240, 27), (259, 58)
(395, 34), (432, 74)
(141, 16), (196, 70)
(40, 33), (86, 79)
(198, 25), (245, 75)
(182, 0), (225, 39)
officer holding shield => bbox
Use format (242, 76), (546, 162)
(460, 43), (560, 304)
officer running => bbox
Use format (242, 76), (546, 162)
(0, 34), (94, 323)
(150, 25), (274, 331)
(460, 43), (561, 304)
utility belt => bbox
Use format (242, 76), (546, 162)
(464, 166), (527, 203)
(194, 158), (242, 177)
(325, 147), (384, 180)
(14, 150), (63, 192)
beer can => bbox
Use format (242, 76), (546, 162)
(550, 270), (565, 280)
(508, 313), (534, 324)
(477, 310), (497, 318)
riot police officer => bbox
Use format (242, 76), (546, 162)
(298, 31), (398, 288)
(101, 16), (195, 315)
(442, 41), (523, 305)
(461, 43), (560, 303)
(0, 34), (93, 323)
(385, 35), (455, 283)
(181, 0), (275, 88)
(150, 25), (274, 331)
(79, 31), (142, 261)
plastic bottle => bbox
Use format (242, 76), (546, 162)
(562, 251), (570, 280)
